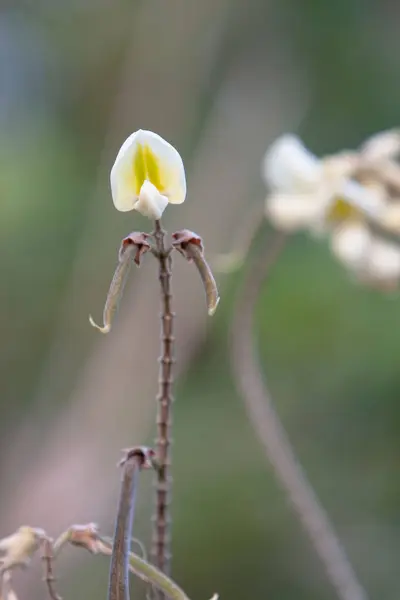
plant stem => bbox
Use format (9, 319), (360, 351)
(231, 230), (368, 600)
(152, 219), (174, 584)
(41, 538), (62, 600)
(99, 537), (191, 600)
(108, 451), (142, 600)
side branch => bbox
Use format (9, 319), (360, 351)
(108, 448), (148, 600)
(231, 230), (368, 600)
(41, 538), (62, 600)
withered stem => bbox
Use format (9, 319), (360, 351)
(231, 230), (368, 600)
(41, 538), (62, 600)
(108, 453), (142, 600)
(151, 219), (174, 586)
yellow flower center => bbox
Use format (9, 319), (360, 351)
(132, 143), (165, 195)
(327, 196), (360, 223)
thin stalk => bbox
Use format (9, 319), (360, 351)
(231, 230), (368, 600)
(152, 219), (174, 583)
(41, 538), (62, 600)
(100, 537), (191, 600)
(108, 452), (142, 600)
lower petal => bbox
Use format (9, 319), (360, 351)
(366, 237), (400, 282)
(266, 193), (322, 231)
(330, 221), (371, 269)
(134, 180), (169, 220)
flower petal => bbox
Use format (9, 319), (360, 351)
(262, 134), (322, 193)
(322, 152), (358, 181)
(133, 180), (169, 220)
(377, 201), (400, 233)
(322, 178), (385, 227)
(110, 129), (186, 212)
(366, 237), (400, 282)
(330, 221), (371, 271)
(266, 192), (323, 231)
(361, 129), (400, 161)
(340, 179), (385, 217)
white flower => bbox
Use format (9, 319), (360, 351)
(261, 131), (400, 289)
(0, 526), (45, 572)
(110, 129), (186, 219)
(262, 134), (383, 232)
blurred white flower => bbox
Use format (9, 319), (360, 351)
(262, 134), (383, 232)
(263, 131), (400, 289)
(0, 526), (45, 572)
(110, 129), (186, 220)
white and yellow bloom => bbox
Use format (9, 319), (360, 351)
(110, 129), (186, 220)
(262, 134), (383, 233)
(262, 131), (400, 289)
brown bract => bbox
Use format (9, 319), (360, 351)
(118, 447), (156, 470)
(120, 232), (152, 266)
(171, 230), (203, 260)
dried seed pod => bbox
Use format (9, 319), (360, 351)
(89, 233), (151, 334)
(172, 230), (220, 316)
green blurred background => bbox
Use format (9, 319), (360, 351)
(1, 1), (400, 599)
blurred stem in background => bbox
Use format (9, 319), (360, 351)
(231, 226), (368, 600)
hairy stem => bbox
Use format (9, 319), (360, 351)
(152, 219), (174, 583)
(108, 452), (142, 600)
(231, 230), (368, 600)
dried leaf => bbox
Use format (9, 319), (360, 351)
(172, 230), (220, 316)
(89, 233), (150, 334)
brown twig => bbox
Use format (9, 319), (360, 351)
(108, 448), (148, 600)
(41, 538), (62, 600)
(151, 219), (174, 584)
(231, 229), (368, 600)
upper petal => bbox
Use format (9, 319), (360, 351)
(262, 134), (322, 194)
(322, 178), (386, 226)
(361, 129), (400, 161)
(110, 129), (186, 212)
